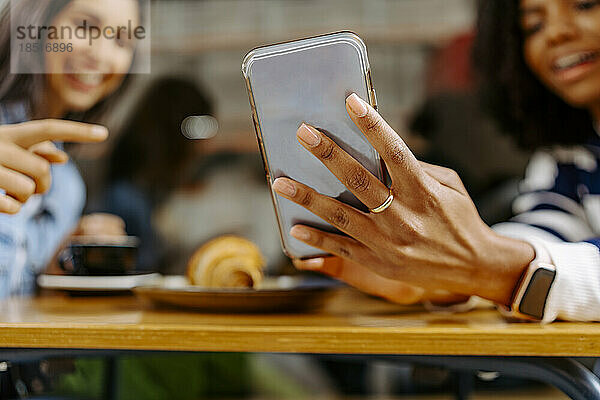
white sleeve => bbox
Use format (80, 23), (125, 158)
(493, 222), (600, 322)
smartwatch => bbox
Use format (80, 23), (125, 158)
(500, 261), (556, 321)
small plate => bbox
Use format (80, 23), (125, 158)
(38, 273), (161, 292)
(133, 276), (339, 313)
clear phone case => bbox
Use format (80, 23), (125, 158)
(242, 31), (382, 259)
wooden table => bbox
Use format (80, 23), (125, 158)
(1, 288), (599, 399)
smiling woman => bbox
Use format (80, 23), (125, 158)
(43, 0), (141, 115)
(521, 0), (600, 108)
(0, 0), (144, 118)
(475, 0), (600, 149)
(0, 0), (141, 299)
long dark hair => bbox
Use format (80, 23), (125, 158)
(106, 77), (215, 199)
(0, 0), (141, 121)
(473, 0), (596, 150)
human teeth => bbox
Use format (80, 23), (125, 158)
(554, 52), (598, 70)
(73, 73), (103, 85)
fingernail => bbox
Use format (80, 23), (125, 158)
(4, 198), (20, 214)
(297, 123), (321, 147)
(290, 226), (311, 241)
(346, 93), (368, 117)
(299, 257), (324, 270)
(91, 126), (108, 139)
(272, 178), (296, 196)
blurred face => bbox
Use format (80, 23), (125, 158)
(521, 0), (600, 110)
(44, 0), (139, 113)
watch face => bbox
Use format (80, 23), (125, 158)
(519, 268), (556, 319)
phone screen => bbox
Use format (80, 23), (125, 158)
(244, 32), (382, 258)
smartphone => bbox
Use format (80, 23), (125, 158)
(242, 31), (384, 259)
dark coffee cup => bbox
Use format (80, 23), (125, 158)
(58, 236), (139, 276)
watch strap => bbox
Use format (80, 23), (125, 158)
(497, 239), (556, 321)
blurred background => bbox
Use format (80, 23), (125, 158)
(73, 3), (538, 395)
(3, 0), (558, 398)
(57, 0), (531, 278)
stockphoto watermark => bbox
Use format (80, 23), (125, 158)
(10, 0), (151, 74)
(16, 19), (147, 46)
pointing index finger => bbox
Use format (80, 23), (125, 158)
(345, 93), (424, 184)
(5, 119), (108, 148)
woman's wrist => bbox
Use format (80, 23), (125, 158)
(472, 231), (535, 306)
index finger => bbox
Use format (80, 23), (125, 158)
(4, 119), (108, 148)
(345, 93), (424, 185)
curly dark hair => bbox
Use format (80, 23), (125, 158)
(473, 0), (596, 150)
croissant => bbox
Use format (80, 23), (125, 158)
(186, 236), (264, 288)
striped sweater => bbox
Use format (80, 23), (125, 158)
(493, 135), (600, 322)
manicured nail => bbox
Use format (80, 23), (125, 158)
(346, 93), (368, 117)
(272, 178), (296, 196)
(290, 226), (311, 241)
(91, 126), (109, 139)
(297, 123), (321, 147)
(299, 257), (324, 270)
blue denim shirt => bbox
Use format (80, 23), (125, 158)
(0, 102), (85, 298)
